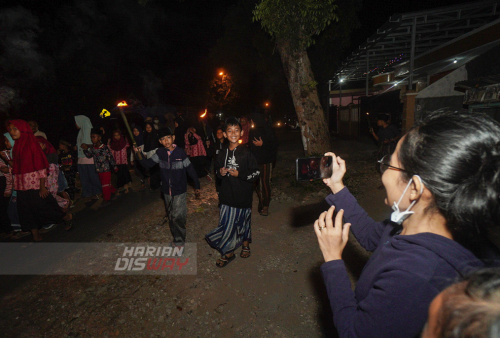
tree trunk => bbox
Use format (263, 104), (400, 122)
(277, 42), (330, 155)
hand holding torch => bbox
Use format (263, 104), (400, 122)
(117, 101), (143, 160)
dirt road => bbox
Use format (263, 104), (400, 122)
(0, 130), (390, 337)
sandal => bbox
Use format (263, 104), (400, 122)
(259, 207), (269, 216)
(216, 254), (235, 268)
(240, 246), (251, 258)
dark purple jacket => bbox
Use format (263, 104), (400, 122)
(322, 187), (484, 338)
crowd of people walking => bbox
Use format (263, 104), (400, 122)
(2, 108), (500, 337)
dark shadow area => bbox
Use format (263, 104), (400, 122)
(308, 264), (339, 338)
(290, 200), (330, 228)
(0, 189), (161, 299)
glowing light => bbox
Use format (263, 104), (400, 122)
(238, 139), (242, 144)
(453, 59), (457, 64)
(219, 72), (224, 76)
(251, 124), (255, 128)
(117, 101), (128, 107)
(277, 122), (281, 126)
(366, 112), (369, 115)
(100, 109), (111, 118)
(339, 78), (344, 83)
(265, 102), (269, 107)
(200, 109), (207, 118)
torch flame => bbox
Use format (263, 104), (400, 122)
(238, 139), (242, 144)
(117, 101), (128, 107)
(200, 109), (207, 118)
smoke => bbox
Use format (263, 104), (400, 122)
(0, 6), (52, 86)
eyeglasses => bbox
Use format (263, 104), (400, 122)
(378, 154), (406, 174)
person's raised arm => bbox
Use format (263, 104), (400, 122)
(322, 152), (386, 252)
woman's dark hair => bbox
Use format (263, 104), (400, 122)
(437, 268), (500, 338)
(398, 111), (500, 246)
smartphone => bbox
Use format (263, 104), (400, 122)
(295, 156), (333, 181)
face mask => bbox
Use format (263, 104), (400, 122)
(390, 175), (424, 225)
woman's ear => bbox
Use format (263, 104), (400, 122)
(410, 175), (425, 201)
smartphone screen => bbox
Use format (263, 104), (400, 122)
(295, 156), (333, 181)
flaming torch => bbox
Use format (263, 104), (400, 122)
(200, 109), (207, 118)
(117, 101), (142, 160)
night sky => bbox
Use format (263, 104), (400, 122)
(0, 0), (476, 131)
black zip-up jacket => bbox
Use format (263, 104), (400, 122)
(215, 144), (260, 208)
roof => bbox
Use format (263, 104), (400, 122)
(336, 1), (500, 82)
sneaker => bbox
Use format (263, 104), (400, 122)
(206, 174), (212, 182)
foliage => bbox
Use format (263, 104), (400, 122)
(253, 0), (339, 53)
(208, 0), (294, 115)
(206, 72), (239, 111)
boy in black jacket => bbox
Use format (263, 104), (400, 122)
(205, 117), (260, 267)
(136, 127), (200, 247)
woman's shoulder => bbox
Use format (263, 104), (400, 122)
(385, 233), (483, 280)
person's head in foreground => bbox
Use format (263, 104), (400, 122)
(158, 127), (175, 150)
(389, 111), (500, 248)
(422, 268), (500, 338)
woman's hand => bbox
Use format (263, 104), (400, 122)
(80, 143), (88, 150)
(322, 152), (346, 194)
(39, 187), (50, 199)
(220, 167), (229, 176)
(314, 206), (351, 262)
(253, 137), (263, 146)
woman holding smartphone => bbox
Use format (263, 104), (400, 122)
(314, 111), (500, 338)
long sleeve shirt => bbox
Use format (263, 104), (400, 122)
(83, 144), (116, 173)
(321, 187), (484, 338)
(140, 146), (199, 196)
(215, 145), (260, 208)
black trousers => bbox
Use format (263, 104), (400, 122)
(116, 164), (132, 189)
(17, 190), (64, 231)
(255, 163), (271, 208)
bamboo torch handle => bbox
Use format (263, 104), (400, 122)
(118, 106), (143, 160)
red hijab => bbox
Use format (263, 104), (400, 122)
(109, 130), (128, 151)
(36, 136), (57, 155)
(9, 120), (49, 175)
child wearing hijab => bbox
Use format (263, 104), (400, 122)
(75, 115), (102, 200)
(37, 136), (69, 211)
(6, 120), (73, 241)
(109, 130), (132, 194)
(81, 128), (117, 207)
(130, 125), (146, 191)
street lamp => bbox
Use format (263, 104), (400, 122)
(339, 78), (344, 107)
